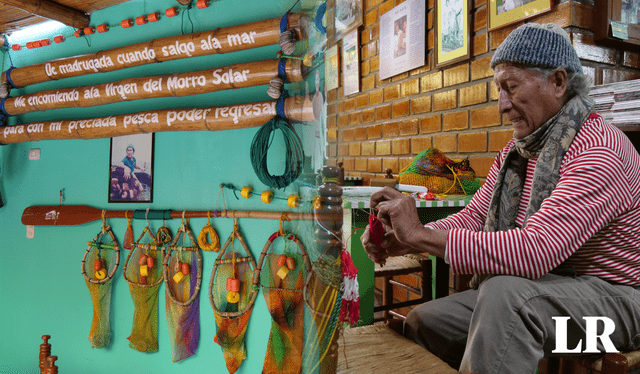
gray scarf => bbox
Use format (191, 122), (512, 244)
(469, 94), (595, 289)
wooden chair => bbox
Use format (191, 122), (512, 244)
(373, 255), (431, 323)
(373, 254), (449, 323)
(539, 352), (640, 374)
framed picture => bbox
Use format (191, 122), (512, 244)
(488, 0), (552, 31)
(342, 29), (360, 96)
(330, 0), (363, 43)
(379, 0), (426, 80)
(325, 44), (340, 91)
(109, 133), (154, 203)
(435, 0), (471, 67)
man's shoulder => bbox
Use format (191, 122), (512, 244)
(574, 113), (631, 150)
(568, 112), (639, 165)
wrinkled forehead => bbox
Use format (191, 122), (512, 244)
(493, 63), (533, 83)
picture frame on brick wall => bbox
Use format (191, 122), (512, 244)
(329, 0), (363, 43)
(487, 0), (552, 31)
(325, 43), (340, 91)
(435, 0), (471, 67)
(342, 29), (360, 96)
(379, 0), (426, 80)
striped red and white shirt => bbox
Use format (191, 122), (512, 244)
(429, 113), (640, 286)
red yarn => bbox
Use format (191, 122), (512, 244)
(368, 214), (385, 253)
(339, 250), (360, 326)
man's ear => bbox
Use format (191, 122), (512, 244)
(550, 69), (568, 99)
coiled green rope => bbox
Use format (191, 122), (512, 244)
(250, 115), (304, 189)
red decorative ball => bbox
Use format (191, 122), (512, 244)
(165, 7), (178, 17)
(135, 16), (147, 25)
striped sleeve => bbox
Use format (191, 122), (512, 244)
(448, 139), (635, 279)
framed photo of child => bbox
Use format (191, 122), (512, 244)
(109, 133), (154, 203)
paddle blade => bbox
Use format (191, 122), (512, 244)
(21, 205), (103, 226)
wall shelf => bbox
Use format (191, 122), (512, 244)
(594, 0), (640, 50)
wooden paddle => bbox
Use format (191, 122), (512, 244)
(21, 205), (139, 226)
(21, 205), (316, 226)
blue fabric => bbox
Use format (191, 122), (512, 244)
(280, 13), (288, 33)
(315, 1), (327, 34)
(277, 58), (289, 83)
(0, 98), (7, 116)
(122, 156), (136, 173)
(5, 67), (17, 88)
(276, 91), (288, 118)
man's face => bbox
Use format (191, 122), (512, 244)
(493, 64), (563, 139)
(126, 147), (134, 158)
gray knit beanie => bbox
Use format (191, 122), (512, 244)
(490, 23), (583, 75)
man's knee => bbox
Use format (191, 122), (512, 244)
(404, 302), (434, 340)
(477, 275), (537, 309)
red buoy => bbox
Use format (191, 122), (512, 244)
(165, 7), (178, 17)
(135, 16), (147, 25)
(148, 12), (160, 22)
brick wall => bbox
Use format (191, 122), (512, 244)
(326, 0), (640, 183)
(333, 0), (640, 319)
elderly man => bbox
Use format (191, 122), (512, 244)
(361, 23), (640, 374)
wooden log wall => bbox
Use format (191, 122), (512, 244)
(1, 13), (304, 88)
(2, 59), (303, 116)
(0, 95), (314, 144)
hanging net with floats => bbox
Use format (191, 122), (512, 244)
(399, 148), (481, 195)
(123, 221), (166, 353)
(162, 218), (202, 362)
(256, 229), (312, 374)
(302, 239), (343, 373)
(81, 216), (120, 349)
(209, 219), (258, 374)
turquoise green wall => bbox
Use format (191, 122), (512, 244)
(0, 1), (329, 373)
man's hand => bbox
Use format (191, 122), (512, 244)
(371, 187), (425, 249)
(362, 224), (417, 264)
(360, 187), (423, 263)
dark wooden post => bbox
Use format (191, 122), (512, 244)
(38, 335), (51, 374)
(315, 166), (343, 374)
(44, 356), (58, 374)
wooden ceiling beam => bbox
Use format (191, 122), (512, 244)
(0, 0), (90, 30)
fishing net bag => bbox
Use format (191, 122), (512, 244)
(398, 148), (480, 195)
